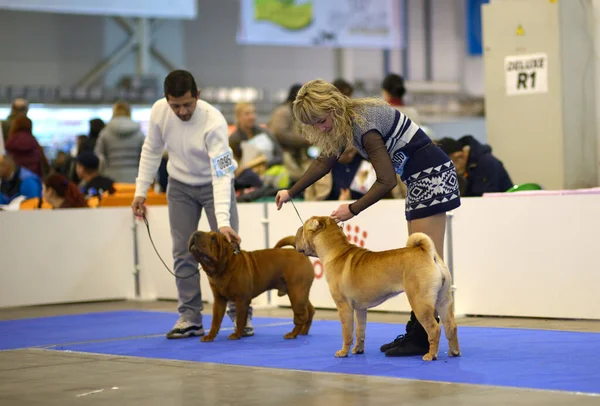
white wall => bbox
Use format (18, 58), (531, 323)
(0, 0), (484, 95)
(0, 10), (104, 86)
(184, 0), (478, 93)
(183, 0), (337, 92)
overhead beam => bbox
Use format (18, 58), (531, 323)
(75, 17), (179, 88)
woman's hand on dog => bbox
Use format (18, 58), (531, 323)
(331, 204), (354, 222)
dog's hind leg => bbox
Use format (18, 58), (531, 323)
(436, 290), (461, 357)
(299, 300), (315, 335)
(407, 292), (440, 361)
(352, 309), (367, 354)
(284, 289), (309, 339)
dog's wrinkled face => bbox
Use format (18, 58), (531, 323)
(295, 216), (335, 257)
(188, 231), (231, 277)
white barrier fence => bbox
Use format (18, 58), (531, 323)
(1, 195), (599, 320)
(0, 208), (136, 308)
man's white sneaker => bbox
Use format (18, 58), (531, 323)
(166, 319), (204, 339)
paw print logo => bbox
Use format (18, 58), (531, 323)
(345, 224), (368, 248)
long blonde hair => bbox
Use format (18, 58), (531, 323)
(292, 79), (387, 157)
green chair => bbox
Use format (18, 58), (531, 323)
(506, 183), (543, 193)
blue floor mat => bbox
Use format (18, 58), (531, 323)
(0, 310), (289, 350)
(2, 311), (599, 394)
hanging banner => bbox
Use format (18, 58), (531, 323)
(237, 0), (402, 49)
(465, 0), (490, 56)
(0, 0), (197, 19)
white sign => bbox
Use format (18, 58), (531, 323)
(504, 53), (548, 96)
(237, 0), (402, 49)
(0, 0), (197, 19)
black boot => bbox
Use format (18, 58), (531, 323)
(380, 311), (438, 357)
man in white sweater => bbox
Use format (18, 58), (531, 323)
(132, 70), (253, 339)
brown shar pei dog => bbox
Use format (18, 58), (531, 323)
(189, 231), (315, 341)
(295, 216), (460, 361)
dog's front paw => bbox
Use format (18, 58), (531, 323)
(448, 349), (461, 357)
(283, 332), (298, 339)
(352, 345), (364, 354)
(200, 335), (215, 342)
(422, 353), (438, 361)
(335, 350), (349, 358)
(228, 333), (242, 340)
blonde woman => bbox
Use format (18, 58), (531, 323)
(275, 79), (461, 358)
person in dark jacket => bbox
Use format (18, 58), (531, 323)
(75, 152), (116, 199)
(437, 135), (513, 196)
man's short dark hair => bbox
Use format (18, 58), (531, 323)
(286, 83), (303, 103)
(164, 70), (198, 99)
(332, 78), (354, 97)
(76, 151), (100, 171)
(382, 73), (406, 100)
(436, 138), (463, 155)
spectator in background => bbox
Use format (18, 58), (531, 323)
(70, 135), (92, 183)
(332, 78), (354, 97)
(5, 115), (49, 178)
(381, 73), (421, 126)
(75, 151), (115, 199)
(304, 145), (373, 202)
(94, 101), (145, 183)
(0, 154), (42, 205)
(42, 173), (87, 209)
(1, 98), (28, 143)
(86, 118), (105, 152)
(51, 151), (73, 178)
(0, 123), (5, 155)
(436, 135), (514, 196)
(267, 83), (311, 184)
(229, 102), (283, 172)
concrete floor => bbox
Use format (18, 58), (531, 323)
(1, 300), (599, 406)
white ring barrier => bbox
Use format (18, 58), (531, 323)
(2, 193), (600, 320)
(0, 207), (135, 307)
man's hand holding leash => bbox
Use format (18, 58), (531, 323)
(132, 196), (146, 218)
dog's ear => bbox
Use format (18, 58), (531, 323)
(214, 232), (227, 256)
(306, 218), (323, 232)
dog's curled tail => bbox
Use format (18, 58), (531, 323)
(406, 232), (436, 260)
(274, 236), (296, 249)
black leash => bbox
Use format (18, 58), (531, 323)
(142, 214), (200, 280)
(290, 198), (304, 225)
(290, 197), (344, 229)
